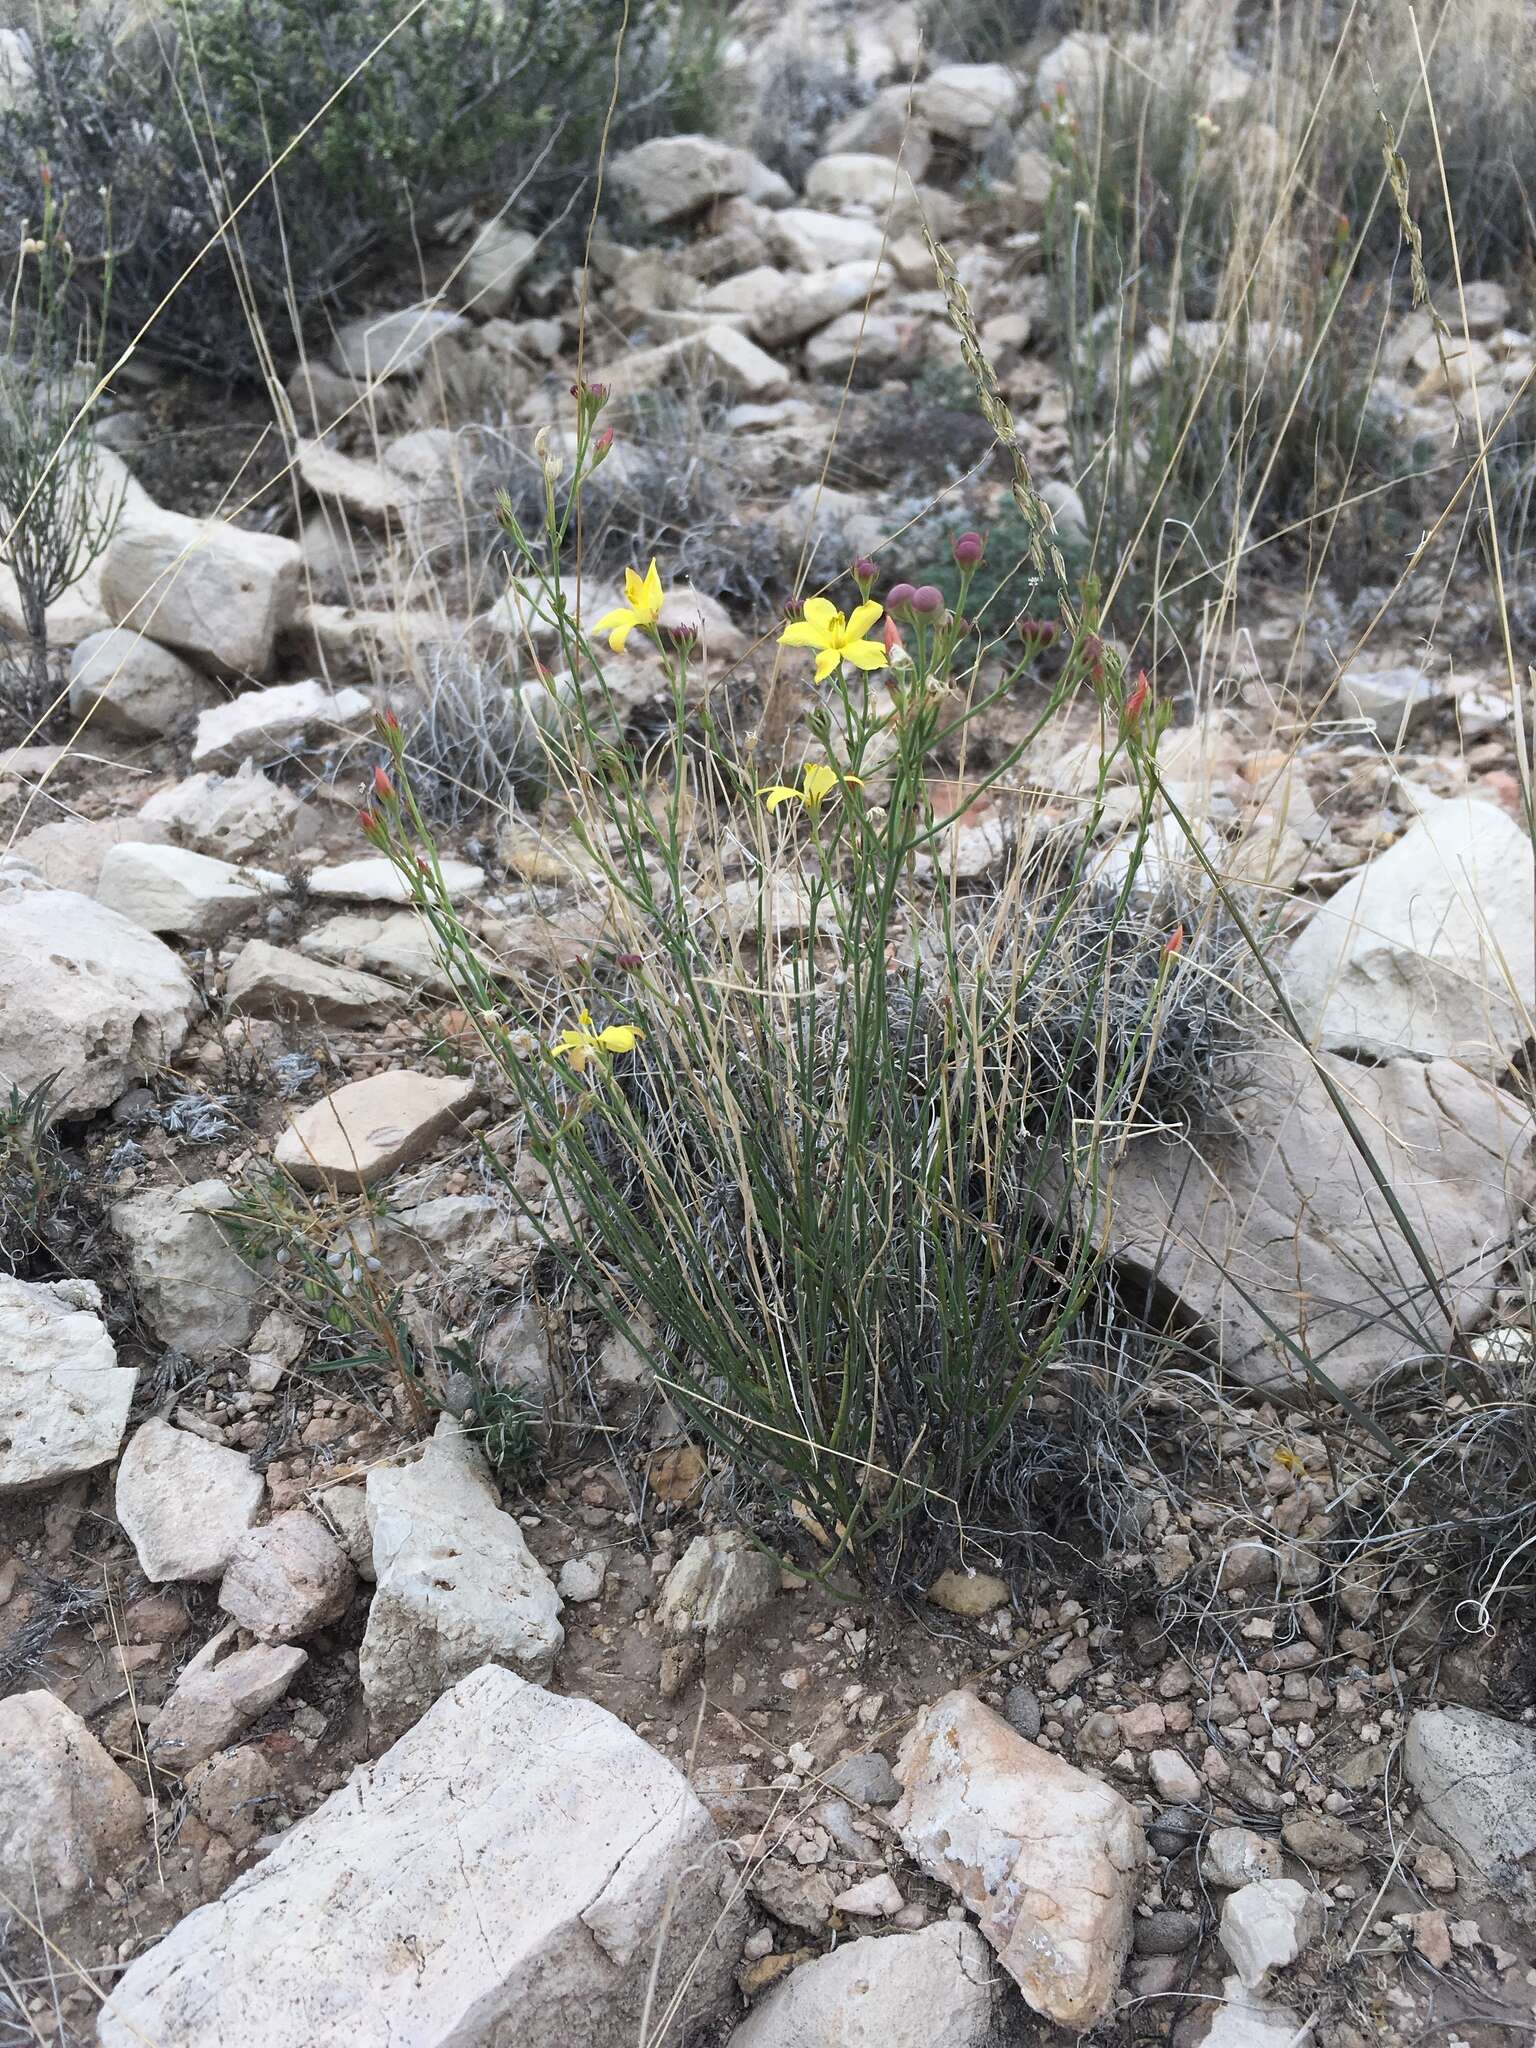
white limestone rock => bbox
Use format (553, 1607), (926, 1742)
(1219, 1880), (1325, 1989)
(218, 1509), (357, 1644)
(331, 306), (467, 381)
(656, 1530), (781, 1646)
(97, 841), (281, 942)
(1404, 1707), (1536, 1914)
(274, 1069), (477, 1191)
(0, 1275), (136, 1494)
(146, 1630), (307, 1771)
(0, 1691), (144, 1915)
(111, 1179), (263, 1358)
(68, 628), (221, 738)
(1284, 793), (1535, 1073)
(100, 509), (302, 677)
(139, 763), (301, 859)
(610, 134), (790, 224)
(730, 1922), (997, 2047)
(115, 1420), (265, 1583)
(225, 939), (406, 1023)
(0, 873), (196, 1112)
(99, 1665), (745, 2048)
(360, 1420), (563, 1745)
(190, 678), (373, 770)
(893, 1690), (1144, 2028)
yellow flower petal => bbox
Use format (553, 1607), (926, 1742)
(801, 763), (840, 803)
(845, 600), (883, 641)
(608, 620), (636, 652)
(778, 620), (826, 649)
(641, 559), (663, 612)
(813, 646), (843, 682)
(592, 605), (630, 633)
(596, 1024), (641, 1053)
(840, 638), (888, 672)
(800, 596), (839, 632)
(622, 566), (646, 608)
(842, 773), (866, 790)
(760, 784), (801, 810)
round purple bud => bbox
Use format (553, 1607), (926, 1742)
(886, 581), (918, 611)
(853, 557), (877, 584)
(910, 585), (945, 615)
(952, 530), (986, 568)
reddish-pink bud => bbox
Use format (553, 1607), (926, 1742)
(886, 582), (917, 612)
(910, 585), (945, 615)
(1123, 669), (1149, 726)
(372, 763), (394, 799)
(952, 530), (985, 569)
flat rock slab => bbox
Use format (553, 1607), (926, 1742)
(360, 1421), (563, 1745)
(299, 910), (454, 994)
(1404, 1708), (1536, 1915)
(0, 876), (195, 1111)
(308, 855), (483, 905)
(116, 1420), (265, 1582)
(0, 1690), (144, 1915)
(0, 1275), (136, 1494)
(191, 679), (372, 771)
(1102, 1041), (1533, 1394)
(730, 1922), (997, 2047)
(98, 1665), (745, 2048)
(100, 510), (302, 677)
(225, 939), (406, 1023)
(1284, 794), (1536, 1074)
(98, 841), (280, 942)
(275, 1070), (477, 1189)
(110, 1178), (262, 1358)
(893, 1690), (1143, 2029)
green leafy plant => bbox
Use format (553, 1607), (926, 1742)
(0, 0), (730, 380)
(0, 181), (122, 728)
(347, 362), (1251, 1587)
(0, 1075), (67, 1275)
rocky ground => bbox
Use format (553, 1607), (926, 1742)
(4, 4), (1536, 2045)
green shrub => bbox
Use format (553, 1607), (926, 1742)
(0, 0), (727, 381)
(350, 373), (1259, 1586)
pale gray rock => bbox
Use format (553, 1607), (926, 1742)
(893, 1690), (1143, 2028)
(111, 1179), (262, 1357)
(274, 1070), (477, 1190)
(804, 309), (906, 379)
(729, 1923), (997, 2048)
(360, 1421), (563, 1744)
(101, 509), (302, 676)
(1102, 1038), (1532, 1393)
(191, 678), (372, 770)
(610, 134), (789, 224)
(331, 306), (467, 381)
(656, 1529), (781, 1646)
(99, 1666), (745, 2048)
(1335, 663), (1443, 738)
(225, 939), (406, 1023)
(9, 813), (171, 894)
(146, 1630), (306, 1771)
(0, 874), (195, 1111)
(0, 1275), (136, 1493)
(185, 1745), (275, 1848)
(116, 1420), (265, 1582)
(311, 1482), (375, 1582)
(68, 627), (220, 738)
(1219, 1880), (1324, 1989)
(139, 763), (301, 859)
(557, 1552), (608, 1603)
(298, 910), (453, 993)
(1284, 794), (1535, 1073)
(307, 854), (483, 904)
(459, 218), (538, 314)
(823, 1752), (903, 1806)
(768, 207), (890, 270)
(0, 1691), (144, 1914)
(750, 260), (890, 347)
(1201, 1828), (1284, 1889)
(97, 841), (281, 942)
(917, 62), (1021, 139)
(219, 1509), (356, 1643)
(1404, 1707), (1536, 1913)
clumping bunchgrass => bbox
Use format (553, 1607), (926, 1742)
(0, 1077), (67, 1277)
(346, 333), (1274, 1589)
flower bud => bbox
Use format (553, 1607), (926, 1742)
(1163, 922), (1185, 958)
(357, 807), (379, 836)
(1122, 669), (1149, 726)
(882, 616), (905, 654)
(910, 585), (945, 615)
(372, 763), (394, 800)
(951, 530), (985, 568)
(590, 425), (615, 466)
(533, 425), (563, 485)
(852, 556), (877, 595)
(665, 621), (700, 656)
(615, 951), (644, 971)
(886, 581), (917, 614)
(1019, 616), (1059, 647)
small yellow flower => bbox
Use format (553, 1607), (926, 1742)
(779, 597), (887, 683)
(759, 761), (865, 813)
(550, 1009), (643, 1075)
(593, 560), (666, 652)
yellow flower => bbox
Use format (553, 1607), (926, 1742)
(550, 1009), (643, 1075)
(779, 597), (887, 683)
(759, 761), (865, 813)
(593, 560), (666, 652)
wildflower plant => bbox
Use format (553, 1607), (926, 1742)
(356, 332), (1220, 1589)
